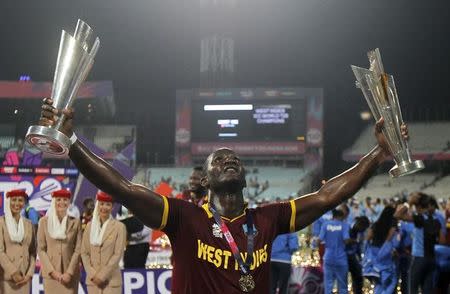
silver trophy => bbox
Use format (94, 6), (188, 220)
(26, 19), (100, 156)
(352, 48), (424, 177)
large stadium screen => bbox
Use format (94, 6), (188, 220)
(175, 88), (323, 164)
(191, 98), (306, 142)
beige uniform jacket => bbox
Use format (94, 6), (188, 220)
(81, 219), (126, 287)
(0, 216), (36, 281)
(37, 216), (82, 278)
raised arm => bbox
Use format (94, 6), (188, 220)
(39, 98), (165, 229)
(69, 140), (165, 228)
(291, 119), (408, 230)
(293, 146), (383, 230)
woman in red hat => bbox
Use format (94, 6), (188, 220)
(81, 191), (126, 294)
(37, 189), (82, 294)
(0, 189), (36, 294)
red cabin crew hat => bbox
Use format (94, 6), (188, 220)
(51, 189), (72, 199)
(96, 191), (113, 202)
(6, 189), (28, 199)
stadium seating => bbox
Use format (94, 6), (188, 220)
(344, 122), (450, 158)
(422, 175), (450, 199)
(134, 166), (310, 201)
(75, 125), (135, 153)
(0, 136), (15, 150)
(354, 173), (437, 200)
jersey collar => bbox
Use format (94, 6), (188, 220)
(202, 203), (249, 223)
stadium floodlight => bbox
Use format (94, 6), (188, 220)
(204, 104), (253, 111)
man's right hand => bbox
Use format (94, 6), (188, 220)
(39, 97), (74, 137)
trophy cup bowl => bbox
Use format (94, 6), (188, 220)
(25, 19), (100, 156)
(352, 48), (424, 177)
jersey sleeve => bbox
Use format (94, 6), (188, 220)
(257, 200), (296, 236)
(159, 197), (193, 236)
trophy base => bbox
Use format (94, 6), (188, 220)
(389, 160), (425, 178)
(25, 125), (71, 157)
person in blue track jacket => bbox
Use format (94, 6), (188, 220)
(270, 232), (299, 294)
(319, 209), (351, 294)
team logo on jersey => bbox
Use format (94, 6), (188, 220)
(326, 224), (342, 232)
(212, 223), (223, 238)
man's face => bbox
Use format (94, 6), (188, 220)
(189, 170), (203, 192)
(203, 148), (246, 192)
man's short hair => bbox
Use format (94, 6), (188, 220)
(332, 209), (344, 218)
(193, 166), (206, 177)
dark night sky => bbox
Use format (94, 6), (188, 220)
(1, 0), (449, 177)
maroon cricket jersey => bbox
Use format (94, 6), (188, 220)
(160, 197), (296, 293)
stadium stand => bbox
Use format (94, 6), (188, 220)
(0, 136), (15, 150)
(354, 173), (437, 200)
(75, 125), (135, 153)
(133, 166), (310, 201)
(343, 122), (450, 160)
(422, 174), (450, 199)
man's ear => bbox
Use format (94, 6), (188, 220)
(200, 176), (209, 188)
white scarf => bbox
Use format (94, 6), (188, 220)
(46, 198), (68, 240)
(89, 201), (112, 246)
(4, 197), (25, 243)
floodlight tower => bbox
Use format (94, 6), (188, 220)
(199, 0), (236, 88)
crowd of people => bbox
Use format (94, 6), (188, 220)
(311, 193), (450, 294)
(2, 165), (449, 294)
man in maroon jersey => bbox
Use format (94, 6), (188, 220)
(181, 166), (208, 206)
(38, 98), (408, 293)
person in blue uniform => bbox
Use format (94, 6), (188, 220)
(363, 206), (399, 294)
(270, 232), (299, 294)
(319, 209), (350, 294)
(312, 210), (332, 264)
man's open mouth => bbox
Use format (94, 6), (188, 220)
(224, 166), (238, 173)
